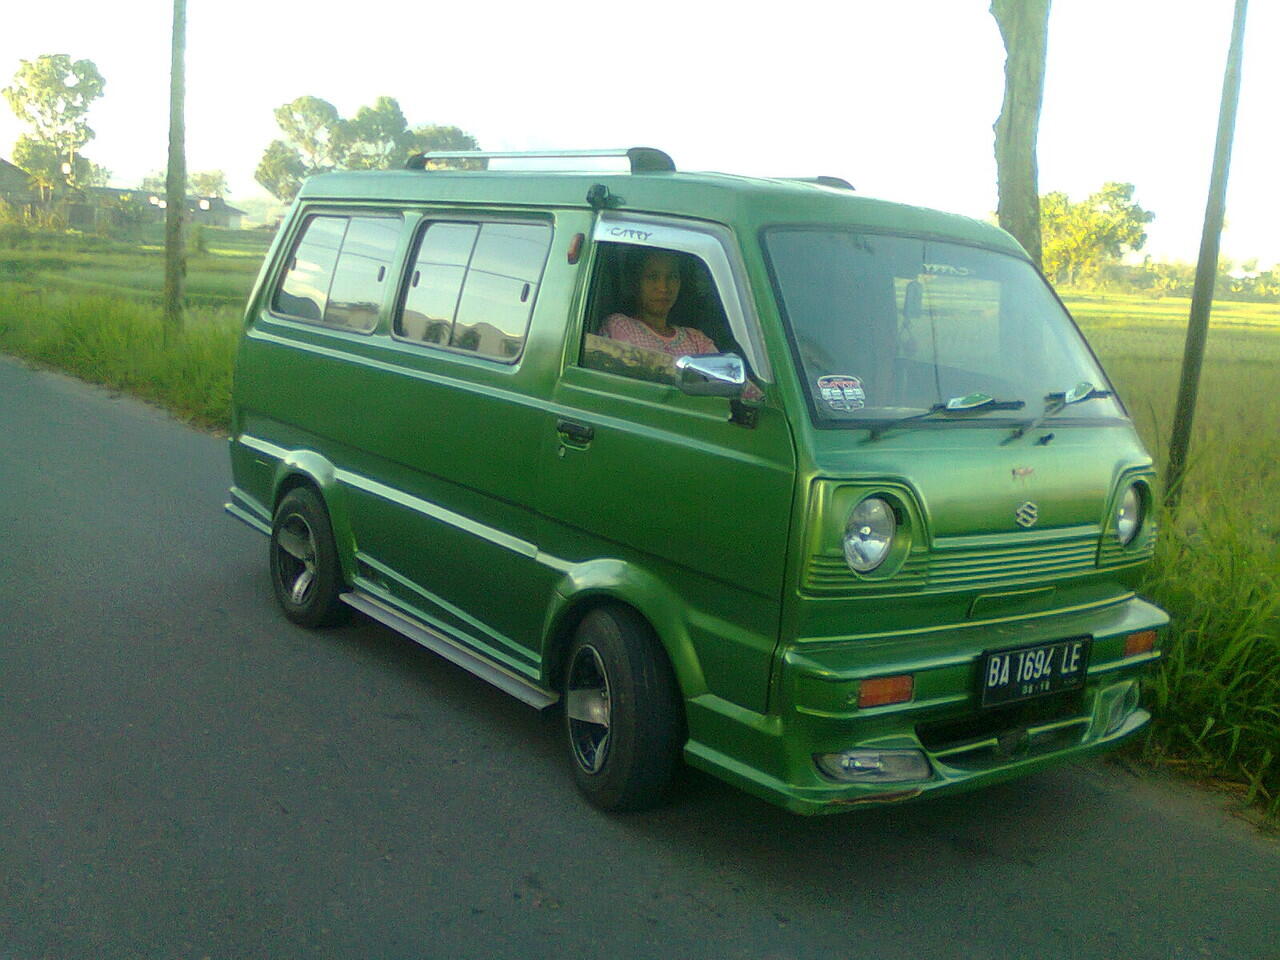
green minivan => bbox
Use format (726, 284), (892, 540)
(226, 147), (1167, 814)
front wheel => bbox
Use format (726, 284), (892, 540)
(563, 606), (683, 811)
(269, 487), (347, 628)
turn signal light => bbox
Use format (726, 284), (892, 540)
(1124, 630), (1157, 657)
(858, 674), (914, 708)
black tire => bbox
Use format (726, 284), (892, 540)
(562, 605), (683, 812)
(269, 486), (348, 628)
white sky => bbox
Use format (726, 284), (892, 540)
(2, 0), (1275, 267)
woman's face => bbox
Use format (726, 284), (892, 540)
(638, 252), (681, 322)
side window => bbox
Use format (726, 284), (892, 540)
(324, 216), (402, 332)
(398, 222), (477, 344)
(453, 223), (551, 359)
(272, 214), (401, 332)
(579, 242), (730, 385)
(395, 220), (551, 362)
(273, 216), (346, 321)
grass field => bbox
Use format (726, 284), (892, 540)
(0, 234), (1275, 821)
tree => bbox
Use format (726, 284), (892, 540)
(342, 96), (411, 170)
(188, 169), (228, 197)
(274, 96), (345, 169)
(3, 54), (106, 190)
(991, 0), (1051, 267)
(254, 140), (308, 202)
(411, 124), (482, 168)
(1040, 182), (1153, 286)
(255, 95), (482, 200)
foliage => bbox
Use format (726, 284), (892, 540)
(0, 287), (238, 428)
(188, 170), (228, 197)
(1065, 295), (1280, 820)
(254, 95), (481, 200)
(1041, 182), (1154, 287)
(3, 54), (106, 190)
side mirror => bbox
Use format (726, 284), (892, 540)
(675, 352), (746, 397)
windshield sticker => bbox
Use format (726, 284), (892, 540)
(817, 375), (865, 412)
(922, 263), (971, 277)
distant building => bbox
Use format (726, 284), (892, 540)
(89, 187), (247, 230)
(0, 157), (38, 205)
(0, 156), (246, 230)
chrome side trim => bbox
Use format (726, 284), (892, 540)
(224, 501), (271, 536)
(341, 589), (559, 710)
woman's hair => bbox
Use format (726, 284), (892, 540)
(619, 246), (690, 317)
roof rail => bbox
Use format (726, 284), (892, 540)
(784, 176), (855, 190)
(405, 147), (675, 173)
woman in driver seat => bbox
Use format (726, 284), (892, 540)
(602, 248), (717, 357)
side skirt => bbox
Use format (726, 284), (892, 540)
(340, 589), (560, 711)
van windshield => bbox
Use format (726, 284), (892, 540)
(764, 229), (1123, 427)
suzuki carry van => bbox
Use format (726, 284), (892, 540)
(226, 147), (1167, 814)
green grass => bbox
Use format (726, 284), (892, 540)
(0, 232), (1274, 821)
(0, 285), (240, 428)
(1064, 293), (1280, 821)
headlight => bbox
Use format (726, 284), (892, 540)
(844, 497), (896, 572)
(1115, 483), (1143, 545)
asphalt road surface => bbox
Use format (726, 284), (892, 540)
(2, 354), (1276, 960)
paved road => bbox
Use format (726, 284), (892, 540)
(1, 354), (1276, 960)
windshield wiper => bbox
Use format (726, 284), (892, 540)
(1002, 381), (1114, 444)
(867, 392), (1026, 441)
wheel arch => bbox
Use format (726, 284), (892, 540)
(540, 559), (709, 704)
(270, 451), (357, 585)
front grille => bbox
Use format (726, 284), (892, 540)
(803, 527), (1101, 595)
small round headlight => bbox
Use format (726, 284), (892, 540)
(844, 497), (896, 572)
(1115, 483), (1143, 545)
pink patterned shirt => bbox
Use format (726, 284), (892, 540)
(601, 313), (717, 357)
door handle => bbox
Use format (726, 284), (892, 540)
(556, 418), (594, 446)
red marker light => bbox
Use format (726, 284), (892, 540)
(567, 233), (584, 264)
(858, 674), (914, 708)
(1124, 630), (1157, 657)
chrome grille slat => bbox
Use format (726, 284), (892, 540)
(804, 529), (1115, 594)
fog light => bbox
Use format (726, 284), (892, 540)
(815, 749), (932, 783)
(1124, 630), (1156, 657)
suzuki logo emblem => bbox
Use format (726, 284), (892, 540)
(1015, 501), (1039, 528)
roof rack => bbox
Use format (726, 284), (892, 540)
(784, 176), (855, 191)
(405, 147), (675, 173)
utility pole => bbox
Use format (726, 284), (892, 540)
(163, 0), (187, 338)
(1165, 0), (1249, 508)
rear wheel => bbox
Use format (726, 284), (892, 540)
(563, 606), (683, 811)
(269, 487), (347, 628)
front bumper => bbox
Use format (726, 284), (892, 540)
(683, 594), (1167, 815)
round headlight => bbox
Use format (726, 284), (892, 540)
(844, 497), (896, 572)
(1115, 483), (1143, 545)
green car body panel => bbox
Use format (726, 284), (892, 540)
(227, 160), (1168, 814)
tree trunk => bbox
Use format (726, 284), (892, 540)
(991, 0), (1051, 268)
(163, 0), (187, 338)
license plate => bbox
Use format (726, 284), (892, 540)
(980, 637), (1091, 707)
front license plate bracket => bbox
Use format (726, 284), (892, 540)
(980, 636), (1091, 708)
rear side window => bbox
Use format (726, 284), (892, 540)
(273, 214), (402, 332)
(396, 220), (551, 362)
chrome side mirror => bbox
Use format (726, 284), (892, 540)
(675, 352), (746, 397)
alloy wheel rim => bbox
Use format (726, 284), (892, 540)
(566, 644), (612, 774)
(274, 513), (318, 606)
